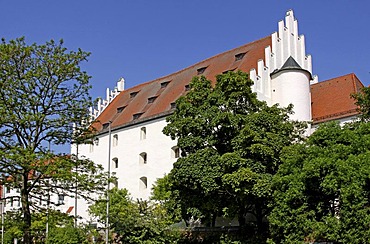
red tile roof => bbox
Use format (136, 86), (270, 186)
(93, 36), (272, 132)
(92, 36), (364, 132)
(311, 73), (363, 124)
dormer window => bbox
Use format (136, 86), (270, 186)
(185, 85), (190, 91)
(197, 66), (207, 75)
(102, 123), (110, 129)
(147, 96), (157, 104)
(235, 52), (246, 61)
(130, 91), (139, 98)
(223, 68), (236, 74)
(133, 112), (143, 120)
(161, 81), (170, 88)
(117, 106), (125, 113)
(170, 102), (176, 109)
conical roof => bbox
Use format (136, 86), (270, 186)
(270, 56), (312, 79)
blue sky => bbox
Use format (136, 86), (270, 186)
(1, 1), (369, 152)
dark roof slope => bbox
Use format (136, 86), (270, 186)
(311, 73), (363, 124)
(93, 36), (272, 132)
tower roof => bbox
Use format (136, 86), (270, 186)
(270, 56), (312, 79)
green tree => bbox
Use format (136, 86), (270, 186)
(269, 122), (370, 243)
(89, 187), (180, 244)
(163, 71), (305, 238)
(0, 37), (107, 244)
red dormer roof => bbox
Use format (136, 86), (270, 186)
(311, 73), (363, 124)
(92, 36), (272, 132)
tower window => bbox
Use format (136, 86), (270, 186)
(140, 127), (146, 140)
(139, 177), (148, 190)
(235, 52), (246, 61)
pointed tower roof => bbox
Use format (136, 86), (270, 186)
(270, 56), (312, 79)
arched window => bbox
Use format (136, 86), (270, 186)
(113, 134), (118, 147)
(140, 127), (146, 140)
(139, 177), (148, 190)
(139, 153), (147, 165)
(112, 157), (118, 168)
(171, 146), (180, 159)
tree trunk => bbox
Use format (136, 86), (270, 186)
(21, 174), (32, 244)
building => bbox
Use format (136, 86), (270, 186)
(71, 10), (362, 222)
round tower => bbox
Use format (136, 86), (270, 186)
(270, 56), (312, 126)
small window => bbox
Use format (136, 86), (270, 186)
(94, 138), (99, 146)
(10, 198), (13, 207)
(6, 187), (10, 194)
(102, 123), (110, 130)
(185, 85), (190, 91)
(130, 91), (139, 98)
(235, 52), (246, 61)
(223, 68), (236, 74)
(147, 96), (157, 104)
(140, 127), (146, 140)
(170, 102), (176, 109)
(139, 177), (148, 190)
(171, 146), (180, 158)
(197, 66), (207, 75)
(117, 106), (125, 113)
(161, 81), (170, 88)
(133, 113), (143, 120)
(58, 194), (65, 205)
(113, 134), (118, 147)
(139, 152), (147, 165)
(112, 158), (118, 169)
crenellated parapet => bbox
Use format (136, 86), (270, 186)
(250, 10), (318, 105)
(89, 77), (125, 120)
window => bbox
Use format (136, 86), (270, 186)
(58, 194), (65, 205)
(147, 96), (157, 104)
(10, 198), (13, 207)
(102, 123), (110, 130)
(133, 113), (143, 120)
(6, 187), (10, 194)
(139, 177), (148, 190)
(161, 81), (170, 88)
(185, 84), (190, 91)
(139, 152), (147, 165)
(197, 66), (207, 75)
(140, 127), (146, 140)
(94, 138), (99, 146)
(170, 102), (176, 109)
(112, 158), (118, 169)
(117, 106), (125, 113)
(130, 91), (139, 98)
(235, 52), (246, 61)
(113, 134), (118, 147)
(171, 146), (180, 159)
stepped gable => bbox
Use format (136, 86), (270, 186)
(93, 36), (272, 132)
(311, 73), (363, 124)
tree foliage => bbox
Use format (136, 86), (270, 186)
(269, 122), (370, 243)
(162, 71), (305, 238)
(0, 37), (107, 243)
(89, 187), (181, 244)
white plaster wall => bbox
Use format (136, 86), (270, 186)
(73, 117), (177, 221)
(271, 70), (312, 123)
